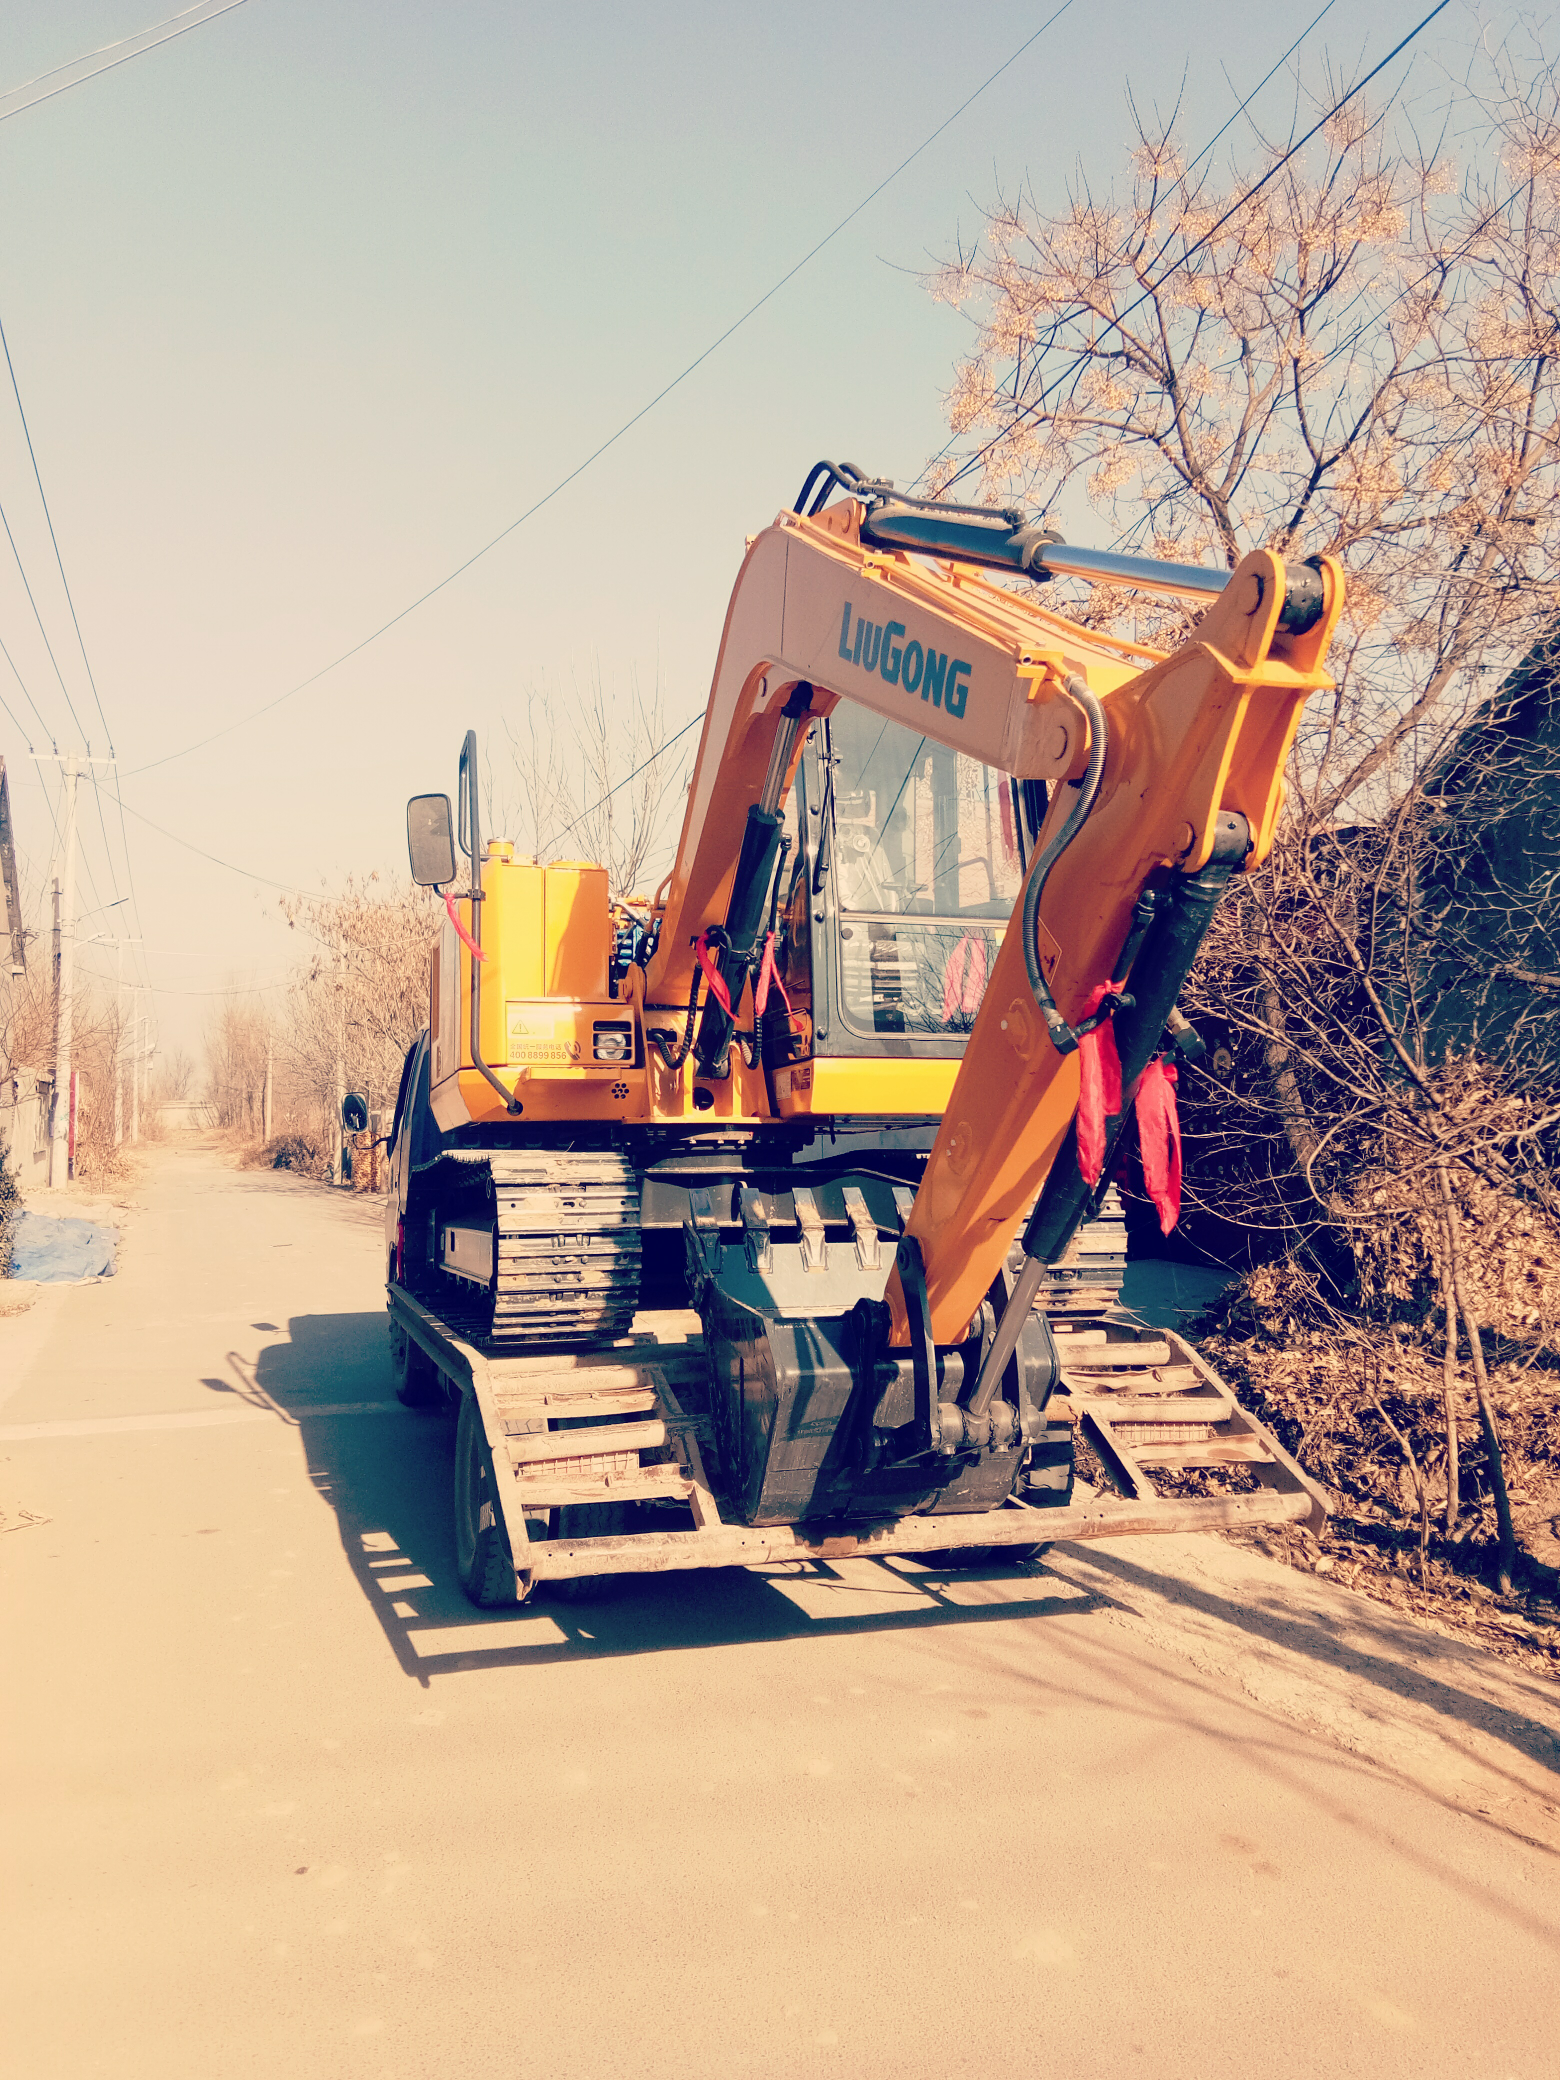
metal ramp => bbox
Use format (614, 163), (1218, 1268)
(390, 1282), (1326, 1597)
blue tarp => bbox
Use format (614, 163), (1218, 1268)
(7, 1210), (117, 1282)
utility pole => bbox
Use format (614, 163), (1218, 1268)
(131, 999), (142, 1143)
(49, 755), (77, 1187)
(0, 757), (25, 979)
(331, 934), (346, 1186)
(114, 939), (125, 1147)
(263, 1036), (273, 1142)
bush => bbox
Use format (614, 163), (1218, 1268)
(242, 1134), (330, 1180)
(0, 1138), (19, 1277)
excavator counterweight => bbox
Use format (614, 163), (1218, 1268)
(380, 463), (1336, 1605)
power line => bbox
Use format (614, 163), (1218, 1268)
(110, 788), (332, 898)
(0, 682), (31, 744)
(0, 310), (114, 751)
(126, 0), (1082, 779)
(0, 305), (153, 991)
(0, 0), (249, 125)
(939, 0), (1454, 499)
(75, 967), (287, 997)
(0, 487), (90, 744)
(0, 626), (54, 747)
(551, 711), (704, 850)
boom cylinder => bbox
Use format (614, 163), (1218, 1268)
(691, 682), (813, 1071)
(966, 812), (1250, 1414)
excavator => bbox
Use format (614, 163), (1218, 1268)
(383, 461), (1334, 1606)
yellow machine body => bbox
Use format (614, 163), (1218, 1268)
(428, 497), (1342, 1358)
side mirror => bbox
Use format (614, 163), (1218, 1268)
(341, 1092), (370, 1134)
(407, 794), (457, 887)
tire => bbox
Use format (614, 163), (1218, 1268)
(454, 1389), (524, 1607)
(547, 1502), (628, 1604)
(390, 1320), (444, 1408)
(921, 1543), (1047, 1570)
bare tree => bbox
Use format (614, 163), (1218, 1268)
(204, 1002), (271, 1136)
(928, 46), (1560, 1596)
(155, 1048), (194, 1102)
(276, 879), (441, 1163)
(502, 665), (689, 897)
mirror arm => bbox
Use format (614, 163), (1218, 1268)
(457, 729), (523, 1117)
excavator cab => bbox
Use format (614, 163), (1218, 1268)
(779, 701), (1038, 1052)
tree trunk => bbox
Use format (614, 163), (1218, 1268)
(1435, 1165), (1517, 1592)
(1435, 1245), (1461, 1538)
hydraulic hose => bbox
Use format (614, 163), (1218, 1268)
(1021, 672), (1109, 1053)
(649, 966), (704, 1072)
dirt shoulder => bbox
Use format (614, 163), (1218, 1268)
(1052, 1525), (1560, 1853)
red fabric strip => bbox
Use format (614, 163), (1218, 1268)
(444, 890), (488, 962)
(1134, 1058), (1182, 1234)
(1075, 981), (1125, 1187)
(694, 931), (733, 1016)
(754, 932), (790, 1018)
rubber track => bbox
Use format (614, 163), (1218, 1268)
(1010, 1186), (1128, 1315)
(452, 1151), (642, 1347)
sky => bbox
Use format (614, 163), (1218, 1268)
(0, 0), (1520, 1059)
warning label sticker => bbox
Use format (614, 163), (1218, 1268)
(506, 1004), (580, 1064)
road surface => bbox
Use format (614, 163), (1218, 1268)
(2, 1140), (1557, 2080)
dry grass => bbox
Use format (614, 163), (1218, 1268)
(1189, 1247), (1560, 1677)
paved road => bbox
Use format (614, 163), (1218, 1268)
(3, 1142), (1558, 2080)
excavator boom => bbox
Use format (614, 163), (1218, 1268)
(647, 475), (1342, 1347)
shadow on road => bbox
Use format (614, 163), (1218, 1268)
(252, 1310), (1113, 1686)
(254, 1308), (1560, 1804)
(1064, 1542), (1560, 1790)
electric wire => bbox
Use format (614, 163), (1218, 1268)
(111, 790), (339, 899)
(0, 310), (114, 752)
(127, 0), (1082, 779)
(550, 711), (703, 849)
(0, 682), (31, 744)
(0, 0), (249, 124)
(0, 627), (54, 746)
(0, 304), (153, 991)
(74, 966), (287, 997)
(0, 489), (90, 744)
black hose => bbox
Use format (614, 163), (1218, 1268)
(649, 966), (704, 1072)
(1020, 672), (1109, 1054)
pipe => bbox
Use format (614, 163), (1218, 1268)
(1020, 673), (1109, 1053)
(457, 730), (522, 1116)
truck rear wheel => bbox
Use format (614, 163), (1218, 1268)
(547, 1503), (627, 1603)
(454, 1389), (526, 1607)
(390, 1320), (443, 1408)
(922, 1543), (1048, 1569)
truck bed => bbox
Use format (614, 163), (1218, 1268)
(389, 1284), (1327, 1594)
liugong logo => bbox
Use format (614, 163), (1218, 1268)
(837, 603), (971, 720)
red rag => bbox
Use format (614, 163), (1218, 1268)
(942, 933), (989, 1022)
(1134, 1058), (1182, 1234)
(1074, 981), (1125, 1187)
(693, 931), (733, 1016)
(753, 932), (790, 1018)
(443, 890), (488, 962)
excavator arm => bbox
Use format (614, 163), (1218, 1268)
(644, 469), (1343, 1351)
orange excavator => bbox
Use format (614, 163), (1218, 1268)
(383, 462), (1334, 1604)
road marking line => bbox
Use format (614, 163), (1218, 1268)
(0, 1402), (410, 1440)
